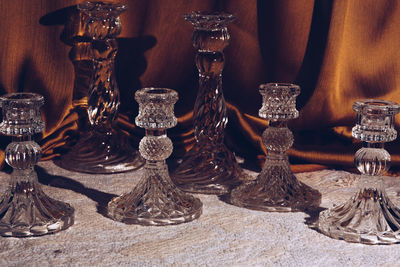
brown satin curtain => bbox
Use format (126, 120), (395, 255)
(1, 0), (400, 173)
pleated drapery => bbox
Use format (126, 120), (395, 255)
(1, 0), (400, 173)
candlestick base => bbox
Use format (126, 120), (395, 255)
(56, 129), (144, 174)
(318, 186), (400, 245)
(0, 171), (74, 237)
(230, 160), (321, 212)
(108, 162), (202, 226)
(172, 142), (245, 195)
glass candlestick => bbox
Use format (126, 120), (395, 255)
(0, 93), (74, 237)
(57, 1), (144, 174)
(172, 12), (246, 195)
(108, 88), (202, 226)
(230, 83), (321, 212)
(318, 99), (400, 244)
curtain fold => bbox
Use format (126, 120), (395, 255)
(1, 0), (400, 173)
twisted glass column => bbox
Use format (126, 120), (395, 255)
(0, 93), (74, 237)
(108, 88), (202, 226)
(57, 1), (144, 174)
(172, 12), (246, 195)
(230, 83), (321, 212)
(318, 99), (400, 244)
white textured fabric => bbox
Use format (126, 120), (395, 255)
(1, 161), (400, 266)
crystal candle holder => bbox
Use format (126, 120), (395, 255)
(107, 88), (202, 226)
(172, 12), (247, 195)
(230, 83), (321, 212)
(318, 99), (400, 244)
(57, 1), (144, 174)
(0, 93), (74, 237)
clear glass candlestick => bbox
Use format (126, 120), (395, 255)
(230, 83), (321, 212)
(318, 99), (400, 244)
(108, 88), (202, 226)
(172, 12), (246, 195)
(57, 1), (144, 174)
(0, 93), (74, 237)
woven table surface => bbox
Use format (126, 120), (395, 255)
(1, 161), (400, 266)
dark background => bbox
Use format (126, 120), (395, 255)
(1, 0), (400, 173)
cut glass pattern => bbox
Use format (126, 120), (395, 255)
(229, 83), (321, 212)
(108, 88), (202, 225)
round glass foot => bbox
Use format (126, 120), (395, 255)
(230, 162), (321, 212)
(107, 156), (202, 226)
(318, 187), (400, 245)
(0, 181), (74, 237)
(56, 130), (144, 174)
(172, 143), (244, 195)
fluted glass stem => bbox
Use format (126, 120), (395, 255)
(194, 73), (226, 143)
(88, 40), (119, 132)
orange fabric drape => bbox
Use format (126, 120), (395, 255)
(1, 0), (400, 173)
